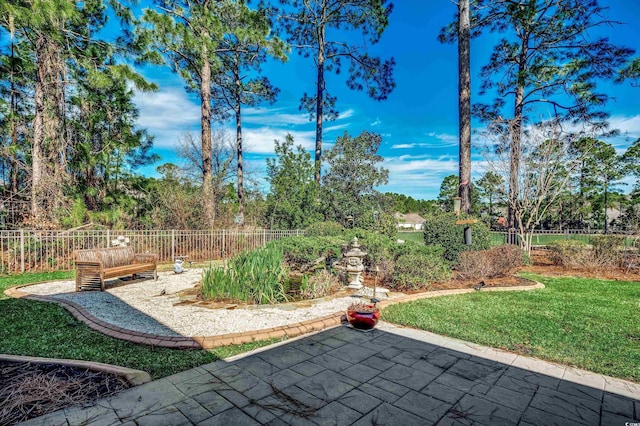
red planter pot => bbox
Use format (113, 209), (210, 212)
(346, 305), (380, 330)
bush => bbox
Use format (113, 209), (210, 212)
(549, 236), (624, 271)
(349, 230), (396, 267)
(456, 245), (525, 280)
(201, 246), (288, 304)
(299, 270), (342, 300)
(423, 213), (491, 262)
(547, 240), (590, 268)
(355, 211), (398, 238)
(393, 240), (447, 260)
(389, 253), (451, 291)
(590, 235), (625, 268)
(268, 236), (343, 270)
(304, 221), (346, 237)
(547, 240), (601, 270)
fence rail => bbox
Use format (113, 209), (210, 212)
(0, 229), (304, 274)
(490, 229), (638, 247)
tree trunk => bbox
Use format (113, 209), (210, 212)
(457, 0), (472, 215)
(314, 25), (326, 186)
(32, 58), (44, 220)
(32, 35), (63, 223)
(200, 49), (215, 228)
(508, 41), (527, 232)
(9, 37), (19, 196)
(604, 180), (608, 234)
(236, 82), (244, 228)
(508, 88), (523, 232)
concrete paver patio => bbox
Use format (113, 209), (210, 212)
(21, 322), (640, 426)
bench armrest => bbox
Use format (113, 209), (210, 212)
(134, 253), (158, 264)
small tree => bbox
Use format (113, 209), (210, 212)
(265, 134), (321, 229)
(321, 131), (389, 228)
(438, 175), (459, 212)
(177, 130), (236, 225)
(483, 119), (598, 253)
(475, 171), (504, 221)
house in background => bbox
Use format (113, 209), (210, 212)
(395, 212), (426, 230)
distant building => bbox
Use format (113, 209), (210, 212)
(395, 212), (426, 230)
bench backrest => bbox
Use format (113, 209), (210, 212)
(75, 247), (135, 268)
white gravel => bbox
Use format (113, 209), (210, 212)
(23, 269), (399, 337)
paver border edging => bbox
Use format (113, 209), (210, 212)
(3, 279), (542, 350)
(376, 280), (545, 310)
(0, 354), (152, 386)
(3, 284), (343, 350)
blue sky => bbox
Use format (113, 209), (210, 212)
(131, 1), (640, 200)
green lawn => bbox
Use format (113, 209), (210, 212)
(0, 272), (278, 379)
(0, 271), (74, 299)
(397, 231), (423, 243)
(382, 274), (640, 383)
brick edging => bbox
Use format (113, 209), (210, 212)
(4, 280), (542, 350)
(375, 281), (545, 309)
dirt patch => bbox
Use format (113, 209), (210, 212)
(0, 361), (130, 425)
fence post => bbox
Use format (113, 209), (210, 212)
(20, 229), (25, 273)
(106, 229), (110, 247)
(263, 229), (266, 247)
(171, 230), (175, 261)
(222, 229), (226, 258)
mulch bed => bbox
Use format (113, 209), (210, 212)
(0, 361), (130, 425)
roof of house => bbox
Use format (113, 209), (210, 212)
(394, 212), (426, 224)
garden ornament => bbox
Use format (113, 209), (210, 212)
(344, 237), (366, 289)
(173, 258), (185, 274)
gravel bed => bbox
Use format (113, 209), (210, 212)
(22, 269), (398, 337)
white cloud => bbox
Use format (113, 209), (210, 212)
(243, 107), (311, 126)
(608, 114), (640, 137)
(338, 108), (355, 120)
(391, 143), (415, 149)
(324, 123), (350, 133)
(371, 118), (381, 126)
(243, 127), (316, 154)
(134, 87), (200, 149)
(427, 131), (459, 147)
(384, 157), (458, 174)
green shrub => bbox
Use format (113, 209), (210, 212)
(423, 213), (491, 262)
(355, 211), (398, 238)
(268, 236), (343, 270)
(201, 246), (288, 304)
(304, 221), (346, 237)
(394, 240), (447, 260)
(351, 230), (396, 266)
(389, 253), (451, 291)
(456, 245), (525, 280)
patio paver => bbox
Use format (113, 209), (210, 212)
(19, 322), (640, 425)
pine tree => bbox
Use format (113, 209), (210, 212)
(279, 0), (395, 185)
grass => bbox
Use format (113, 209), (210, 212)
(397, 231), (423, 243)
(382, 273), (640, 383)
(0, 271), (74, 299)
(0, 271), (279, 379)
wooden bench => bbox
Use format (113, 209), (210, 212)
(74, 247), (158, 291)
